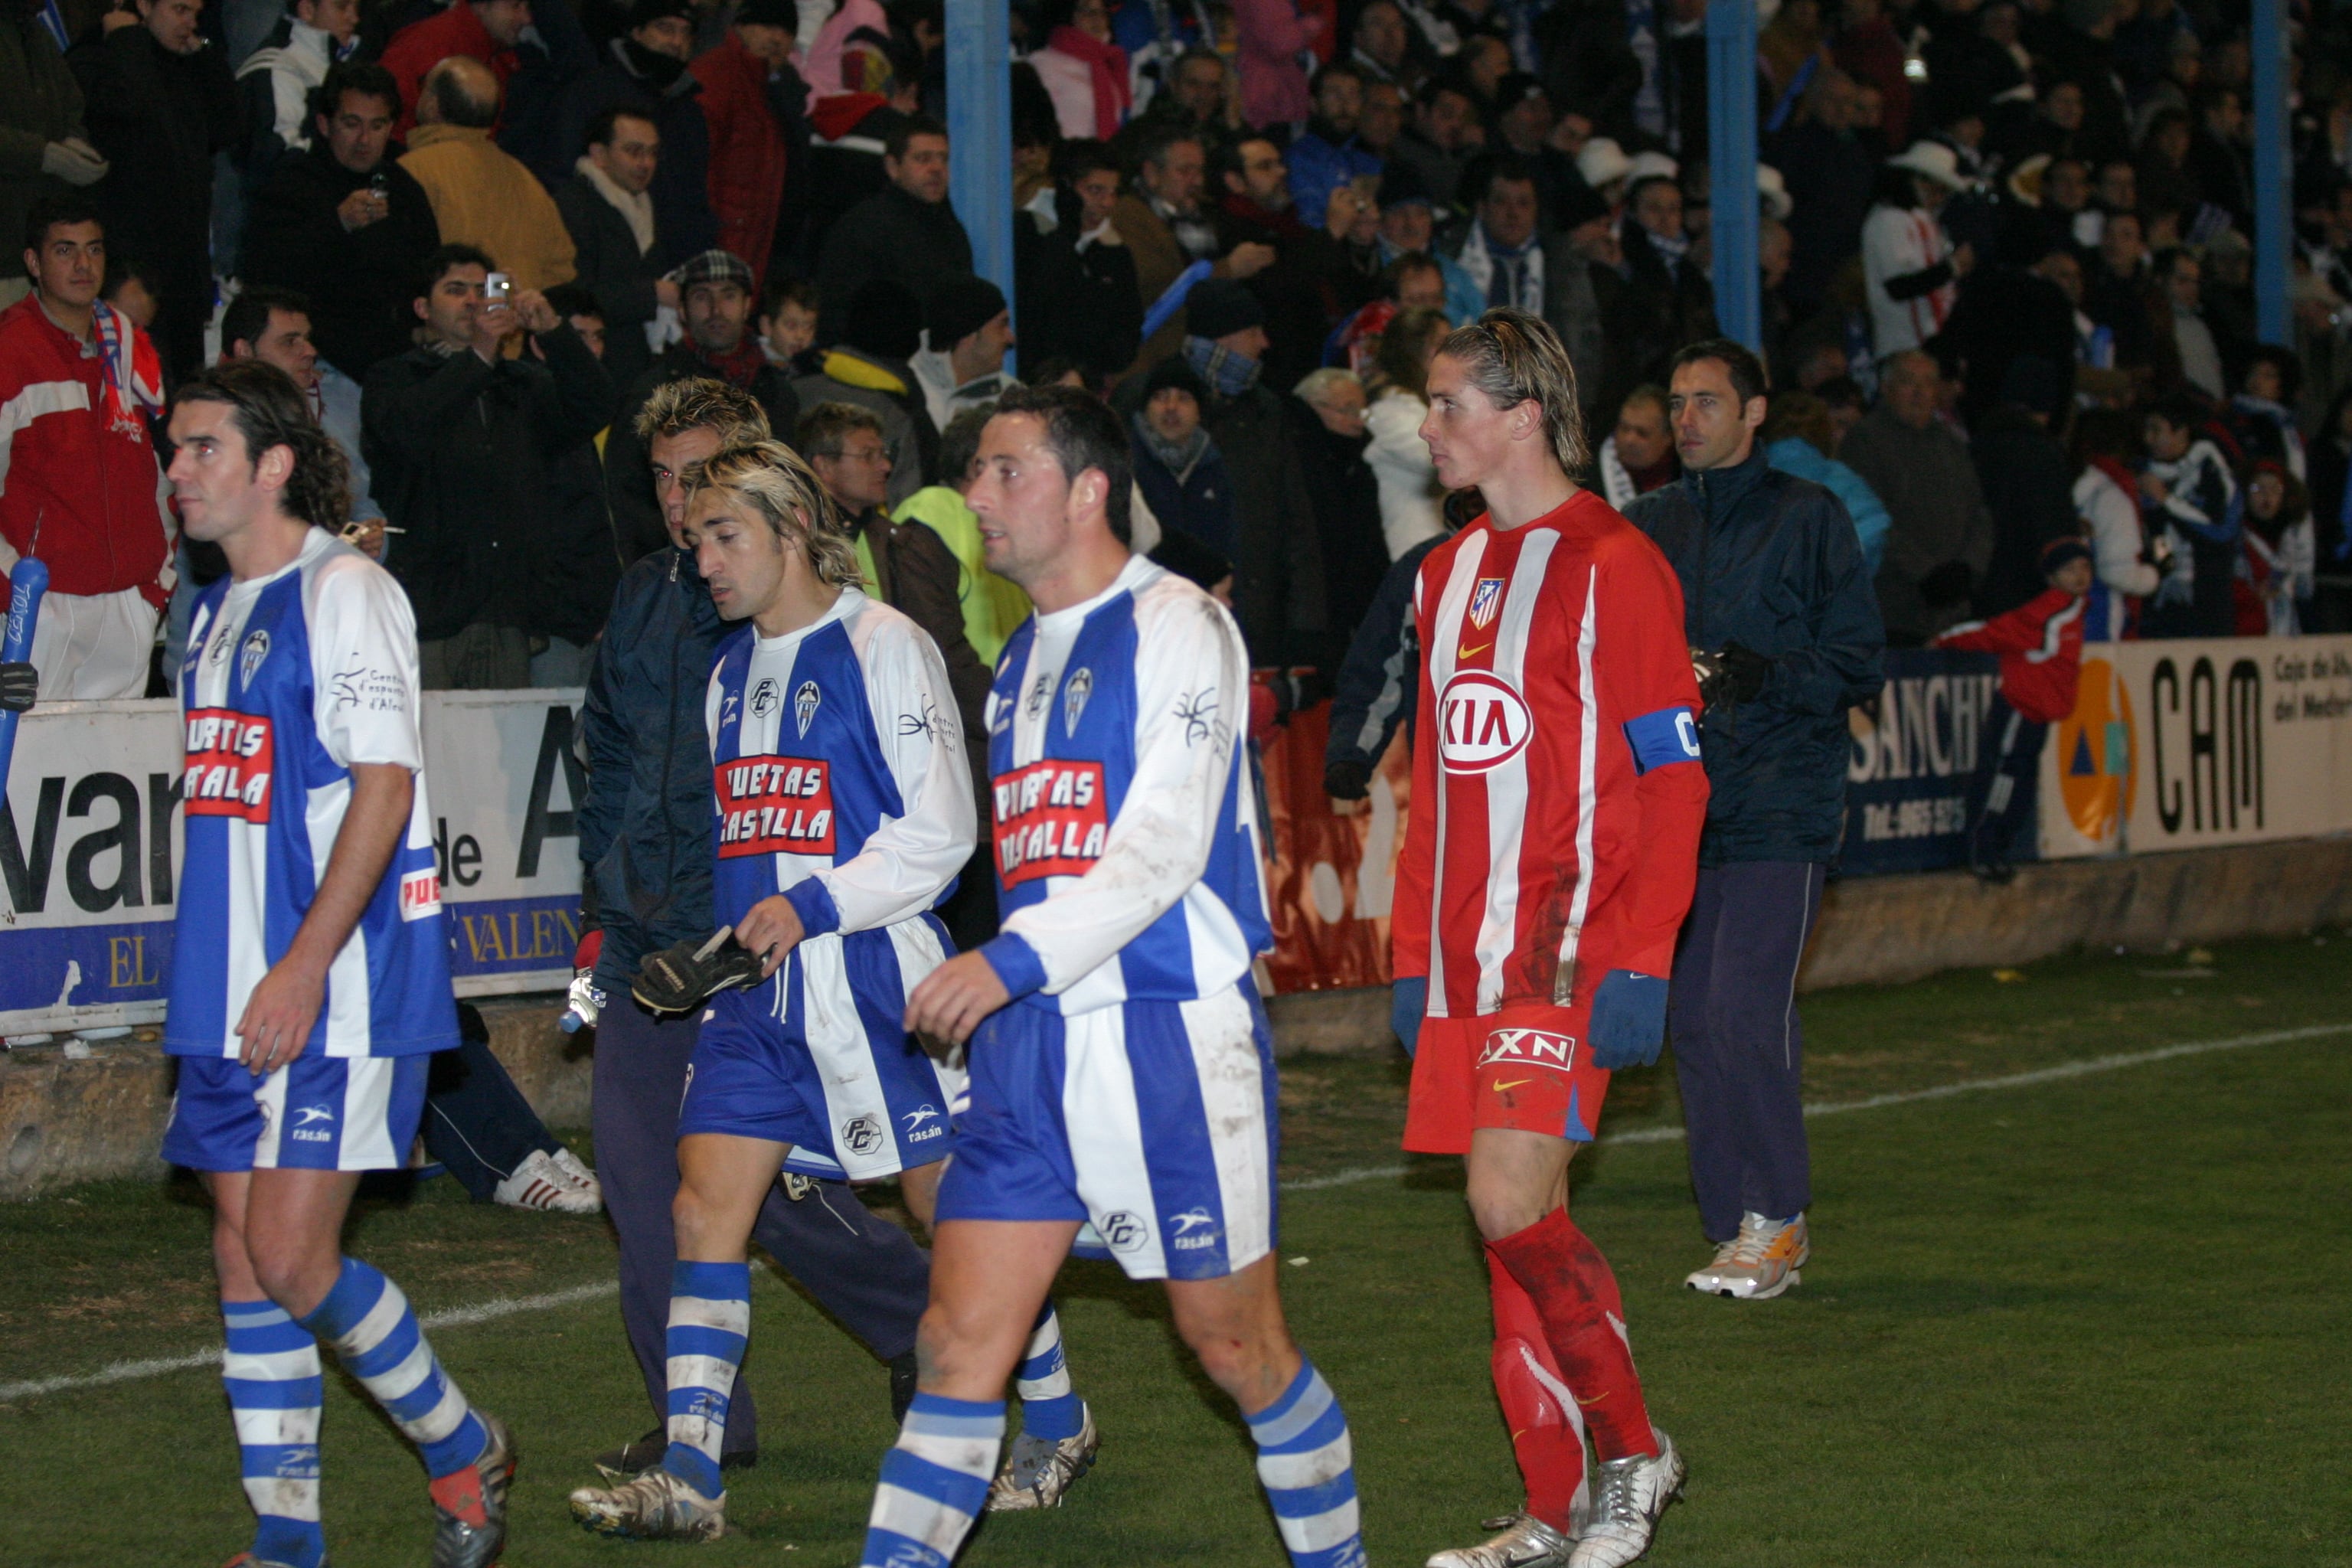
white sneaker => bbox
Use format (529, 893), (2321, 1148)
(1566, 1429), (1684, 1568)
(547, 1146), (603, 1209)
(567, 1465), (725, 1540)
(1426, 1511), (1576, 1567)
(1684, 1212), (1808, 1300)
(493, 1149), (600, 1214)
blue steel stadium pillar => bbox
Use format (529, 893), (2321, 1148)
(1706, 0), (1760, 353)
(2250, 0), (2288, 345)
(946, 0), (1017, 310)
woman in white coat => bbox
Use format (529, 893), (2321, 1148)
(1361, 305), (1452, 558)
(1861, 142), (1974, 360)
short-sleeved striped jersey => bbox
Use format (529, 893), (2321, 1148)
(977, 556), (1272, 1015)
(166, 528), (459, 1059)
(1393, 492), (1709, 1018)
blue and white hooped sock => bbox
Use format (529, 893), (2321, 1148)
(1014, 1298), (1084, 1442)
(661, 1261), (750, 1501)
(296, 1258), (488, 1480)
(222, 1299), (325, 1568)
(860, 1392), (1005, 1568)
(1245, 1360), (1366, 1568)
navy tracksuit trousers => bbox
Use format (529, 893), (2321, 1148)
(1668, 861), (1824, 1244)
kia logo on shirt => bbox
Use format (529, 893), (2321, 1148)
(1437, 671), (1533, 773)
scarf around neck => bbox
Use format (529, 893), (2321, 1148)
(1047, 24), (1132, 140)
(1133, 410), (1212, 479)
(577, 155), (656, 255)
(1184, 335), (1261, 398)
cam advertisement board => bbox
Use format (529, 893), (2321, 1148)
(2038, 635), (2352, 858)
(0, 691), (587, 1037)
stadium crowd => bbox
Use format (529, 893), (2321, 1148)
(4, 0), (2352, 709)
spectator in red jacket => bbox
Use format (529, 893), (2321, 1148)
(691, 0), (795, 289)
(1934, 536), (2092, 880)
(381, 0), (532, 136)
(0, 196), (175, 699)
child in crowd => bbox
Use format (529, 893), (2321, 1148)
(2239, 460), (2315, 636)
(1934, 537), (2092, 880)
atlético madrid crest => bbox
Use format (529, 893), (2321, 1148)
(1468, 577), (1505, 630)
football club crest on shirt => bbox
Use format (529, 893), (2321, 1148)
(794, 680), (821, 737)
(238, 630), (270, 686)
(1467, 577), (1506, 631)
(1063, 668), (1093, 735)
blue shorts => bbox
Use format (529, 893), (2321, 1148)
(678, 926), (962, 1181)
(161, 1052), (429, 1173)
(935, 982), (1279, 1282)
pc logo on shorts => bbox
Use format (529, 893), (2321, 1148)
(841, 1113), (884, 1157)
(1478, 1027), (1578, 1072)
(795, 680), (821, 737)
(1063, 667), (1093, 736)
(238, 630), (271, 687)
(1468, 577), (1506, 630)
(1437, 670), (1532, 773)
(1097, 1210), (1148, 1253)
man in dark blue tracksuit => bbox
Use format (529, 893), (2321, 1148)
(575, 379), (930, 1472)
(1627, 339), (1883, 1303)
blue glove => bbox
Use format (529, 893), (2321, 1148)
(1390, 975), (1427, 1057)
(1588, 969), (1669, 1070)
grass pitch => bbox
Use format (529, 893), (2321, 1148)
(4, 933), (2349, 1566)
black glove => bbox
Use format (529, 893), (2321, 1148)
(1919, 560), (1975, 608)
(0, 662), (34, 713)
(1324, 757), (1371, 802)
(1696, 642), (1770, 709)
(632, 929), (765, 1013)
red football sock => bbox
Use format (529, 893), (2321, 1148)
(1488, 1207), (1656, 1462)
(1487, 1250), (1587, 1534)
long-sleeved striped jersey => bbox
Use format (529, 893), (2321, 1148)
(1394, 492), (1709, 1018)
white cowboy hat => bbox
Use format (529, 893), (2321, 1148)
(1576, 137), (1634, 190)
(1625, 150), (1681, 185)
(1757, 162), (1793, 220)
(1886, 139), (1968, 191)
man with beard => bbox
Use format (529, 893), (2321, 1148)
(605, 247), (799, 560)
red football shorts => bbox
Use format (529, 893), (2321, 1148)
(1403, 1001), (1611, 1155)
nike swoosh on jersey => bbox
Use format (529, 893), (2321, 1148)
(1458, 641), (1492, 659)
(1491, 1077), (1531, 1090)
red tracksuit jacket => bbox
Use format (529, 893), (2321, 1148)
(1932, 588), (2086, 724)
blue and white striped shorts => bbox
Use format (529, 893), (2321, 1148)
(162, 1052), (428, 1172)
(936, 981), (1279, 1281)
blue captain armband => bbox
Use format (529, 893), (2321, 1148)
(1625, 705), (1703, 774)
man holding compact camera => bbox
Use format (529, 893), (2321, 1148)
(361, 242), (615, 688)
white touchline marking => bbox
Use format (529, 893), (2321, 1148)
(7, 1021), (2346, 1404)
(1276, 1021), (2352, 1194)
(0, 1279), (619, 1404)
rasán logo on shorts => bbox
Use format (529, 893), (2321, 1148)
(1477, 1028), (1578, 1072)
(900, 1104), (944, 1142)
(289, 1103), (336, 1143)
(1168, 1207), (1220, 1250)
(1097, 1210), (1149, 1253)
(1437, 670), (1532, 773)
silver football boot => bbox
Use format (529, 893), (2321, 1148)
(1426, 1511), (1577, 1567)
(430, 1411), (515, 1568)
(1566, 1429), (1686, 1568)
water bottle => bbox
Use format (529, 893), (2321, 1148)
(559, 969), (607, 1033)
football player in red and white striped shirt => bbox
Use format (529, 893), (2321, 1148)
(1392, 311), (1708, 1568)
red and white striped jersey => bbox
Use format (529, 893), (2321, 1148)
(1394, 490), (1709, 1018)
